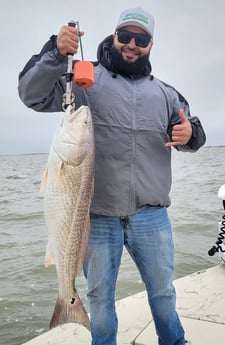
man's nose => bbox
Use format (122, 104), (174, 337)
(127, 37), (137, 48)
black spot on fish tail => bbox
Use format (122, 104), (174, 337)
(49, 296), (90, 331)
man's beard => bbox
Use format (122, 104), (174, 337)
(110, 46), (150, 77)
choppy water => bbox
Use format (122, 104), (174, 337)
(0, 146), (225, 345)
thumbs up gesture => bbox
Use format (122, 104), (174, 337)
(166, 109), (192, 147)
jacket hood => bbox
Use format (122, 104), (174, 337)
(96, 35), (152, 78)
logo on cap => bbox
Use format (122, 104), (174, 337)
(122, 13), (148, 24)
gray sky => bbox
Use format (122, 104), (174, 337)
(0, 0), (224, 155)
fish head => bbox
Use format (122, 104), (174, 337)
(53, 105), (94, 166)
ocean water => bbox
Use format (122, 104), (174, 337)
(0, 146), (225, 345)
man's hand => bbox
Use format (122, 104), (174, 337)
(166, 109), (192, 147)
(56, 25), (84, 56)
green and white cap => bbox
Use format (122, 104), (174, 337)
(115, 7), (155, 37)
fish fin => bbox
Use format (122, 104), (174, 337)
(57, 162), (66, 185)
(50, 160), (66, 186)
(49, 293), (90, 331)
(44, 242), (55, 267)
(41, 158), (65, 191)
(40, 166), (48, 192)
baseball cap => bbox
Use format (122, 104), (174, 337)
(115, 7), (155, 37)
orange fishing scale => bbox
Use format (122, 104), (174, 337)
(71, 21), (94, 88)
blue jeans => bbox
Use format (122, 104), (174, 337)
(83, 206), (185, 345)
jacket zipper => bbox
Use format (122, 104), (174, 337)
(128, 81), (137, 214)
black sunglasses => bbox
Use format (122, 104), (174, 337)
(116, 30), (151, 48)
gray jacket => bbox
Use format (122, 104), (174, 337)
(18, 35), (206, 216)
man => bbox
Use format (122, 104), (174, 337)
(18, 7), (205, 345)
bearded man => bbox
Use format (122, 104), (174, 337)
(18, 7), (205, 345)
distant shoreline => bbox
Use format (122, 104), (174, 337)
(1, 145), (224, 157)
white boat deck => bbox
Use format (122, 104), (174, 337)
(22, 264), (225, 345)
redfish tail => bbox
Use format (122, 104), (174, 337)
(49, 294), (90, 331)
